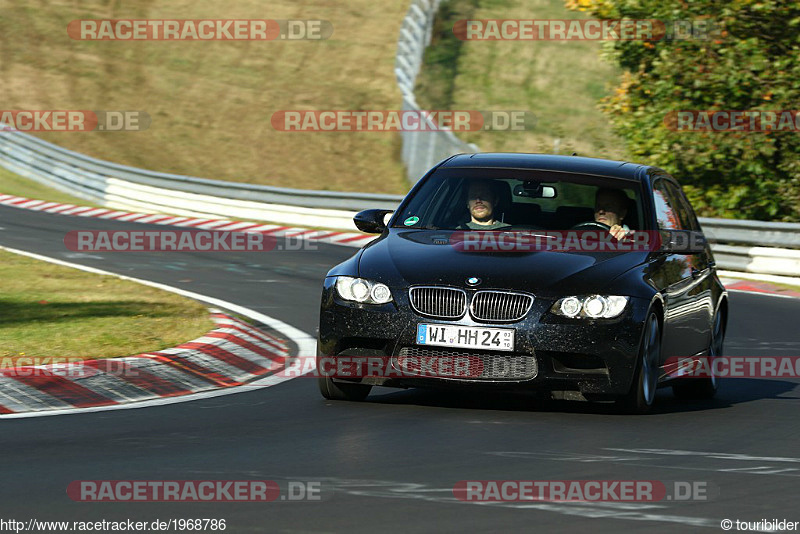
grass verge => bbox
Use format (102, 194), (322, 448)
(767, 281), (800, 294)
(415, 0), (627, 159)
(0, 249), (214, 365)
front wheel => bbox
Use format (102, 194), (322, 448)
(619, 313), (661, 414)
(318, 376), (372, 401)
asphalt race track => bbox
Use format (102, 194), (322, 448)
(2, 203), (799, 533)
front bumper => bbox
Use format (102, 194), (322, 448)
(318, 278), (650, 398)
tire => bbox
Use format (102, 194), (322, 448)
(619, 313), (661, 414)
(318, 376), (372, 401)
(673, 307), (724, 400)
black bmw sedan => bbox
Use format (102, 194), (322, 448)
(317, 153), (727, 413)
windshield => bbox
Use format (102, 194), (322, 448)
(391, 168), (646, 232)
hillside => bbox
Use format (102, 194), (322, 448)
(0, 0), (410, 194)
(1, 0), (626, 196)
(416, 0), (626, 159)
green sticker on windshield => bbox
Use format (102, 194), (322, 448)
(404, 216), (420, 226)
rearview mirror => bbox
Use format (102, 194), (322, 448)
(354, 209), (394, 234)
(513, 182), (556, 199)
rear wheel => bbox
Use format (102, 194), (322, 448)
(673, 308), (724, 400)
(619, 313), (661, 414)
(318, 376), (372, 401)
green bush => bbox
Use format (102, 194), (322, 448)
(567, 0), (800, 221)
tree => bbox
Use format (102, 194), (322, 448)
(566, 0), (800, 221)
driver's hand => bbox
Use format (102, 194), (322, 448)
(609, 224), (629, 240)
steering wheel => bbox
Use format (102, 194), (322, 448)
(571, 221), (611, 230)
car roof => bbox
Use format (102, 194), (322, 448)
(440, 153), (654, 181)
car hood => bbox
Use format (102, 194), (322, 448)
(356, 230), (647, 296)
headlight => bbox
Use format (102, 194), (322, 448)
(583, 295), (607, 318)
(551, 295), (629, 319)
(335, 276), (393, 304)
(559, 296), (582, 318)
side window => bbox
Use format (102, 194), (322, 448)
(663, 181), (695, 231)
(652, 179), (683, 230)
(664, 181), (700, 232)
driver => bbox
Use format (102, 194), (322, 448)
(458, 180), (511, 230)
(594, 187), (631, 240)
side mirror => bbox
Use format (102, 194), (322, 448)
(354, 209), (393, 234)
(659, 230), (707, 254)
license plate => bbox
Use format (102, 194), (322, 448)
(416, 324), (514, 352)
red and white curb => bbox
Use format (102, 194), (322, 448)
(0, 193), (377, 248)
(720, 277), (800, 299)
(0, 311), (295, 415)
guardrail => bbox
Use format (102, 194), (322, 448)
(0, 126), (403, 231)
(395, 0), (478, 183)
(699, 217), (800, 278)
(698, 217), (800, 248)
(707, 244), (800, 278)
(0, 124), (797, 277)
